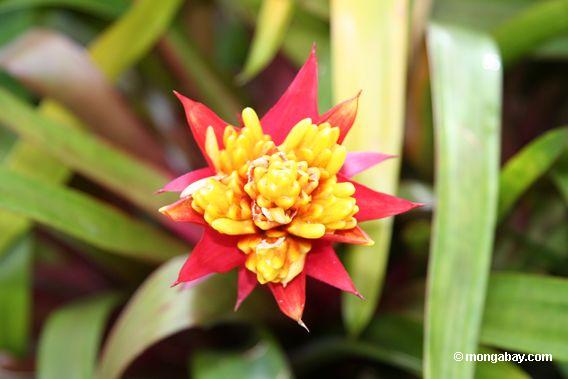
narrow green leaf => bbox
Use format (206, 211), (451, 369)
(0, 30), (167, 165)
(238, 0), (294, 83)
(331, 0), (409, 336)
(191, 330), (293, 379)
(0, 0), (182, 252)
(219, 0), (332, 110)
(498, 127), (568, 221)
(0, 236), (31, 356)
(0, 87), (176, 215)
(162, 28), (243, 121)
(0, 0), (127, 19)
(89, 0), (184, 81)
(0, 168), (185, 261)
(38, 294), (120, 379)
(492, 0), (568, 66)
(96, 258), (246, 379)
(481, 273), (568, 361)
(426, 23), (501, 379)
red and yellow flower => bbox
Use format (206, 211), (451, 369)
(159, 48), (419, 328)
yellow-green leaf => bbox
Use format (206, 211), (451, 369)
(237, 0), (294, 83)
(498, 127), (568, 221)
(331, 0), (409, 336)
(0, 168), (185, 261)
(0, 0), (183, 252)
(0, 87), (176, 216)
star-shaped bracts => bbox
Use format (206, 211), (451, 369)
(159, 47), (421, 328)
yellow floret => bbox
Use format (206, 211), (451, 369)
(238, 231), (311, 285)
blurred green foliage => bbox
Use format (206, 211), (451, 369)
(0, 0), (566, 378)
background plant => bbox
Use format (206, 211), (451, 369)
(0, 0), (566, 378)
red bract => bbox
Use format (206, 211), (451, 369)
(159, 47), (421, 328)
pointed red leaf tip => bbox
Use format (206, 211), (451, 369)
(174, 91), (227, 169)
(159, 198), (206, 225)
(173, 228), (245, 286)
(318, 91), (360, 144)
(235, 266), (257, 311)
(157, 167), (214, 193)
(340, 151), (395, 178)
(306, 242), (363, 299)
(321, 226), (374, 246)
(337, 173), (422, 222)
(261, 46), (318, 145)
(269, 272), (308, 330)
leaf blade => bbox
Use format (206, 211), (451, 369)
(0, 236), (32, 356)
(38, 294), (120, 379)
(498, 127), (568, 221)
(481, 273), (568, 360)
(0, 0), (184, 252)
(331, 0), (409, 336)
(95, 258), (241, 379)
(0, 168), (186, 261)
(425, 23), (501, 379)
(191, 330), (293, 379)
(238, 0), (294, 83)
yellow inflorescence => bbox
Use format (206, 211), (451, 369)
(238, 231), (311, 285)
(184, 108), (360, 284)
(206, 107), (275, 177)
(190, 172), (255, 235)
(244, 152), (320, 230)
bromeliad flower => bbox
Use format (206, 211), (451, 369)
(159, 48), (420, 328)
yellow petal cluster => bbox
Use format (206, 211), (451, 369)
(238, 230), (311, 285)
(184, 108), (359, 284)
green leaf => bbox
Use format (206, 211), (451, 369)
(0, 236), (31, 356)
(331, 0), (409, 336)
(96, 257), (251, 379)
(481, 273), (568, 361)
(0, 87), (177, 216)
(0, 9), (37, 46)
(0, 0), (183, 252)
(191, 330), (293, 379)
(0, 30), (167, 165)
(237, 0), (294, 83)
(0, 168), (185, 261)
(492, 0), (568, 66)
(498, 127), (568, 221)
(162, 28), (243, 121)
(0, 0), (127, 19)
(293, 314), (528, 379)
(38, 293), (120, 379)
(426, 23), (501, 379)
(219, 0), (331, 110)
(89, 0), (184, 81)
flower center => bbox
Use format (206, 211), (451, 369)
(244, 152), (320, 230)
(238, 230), (311, 285)
(183, 108), (360, 284)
